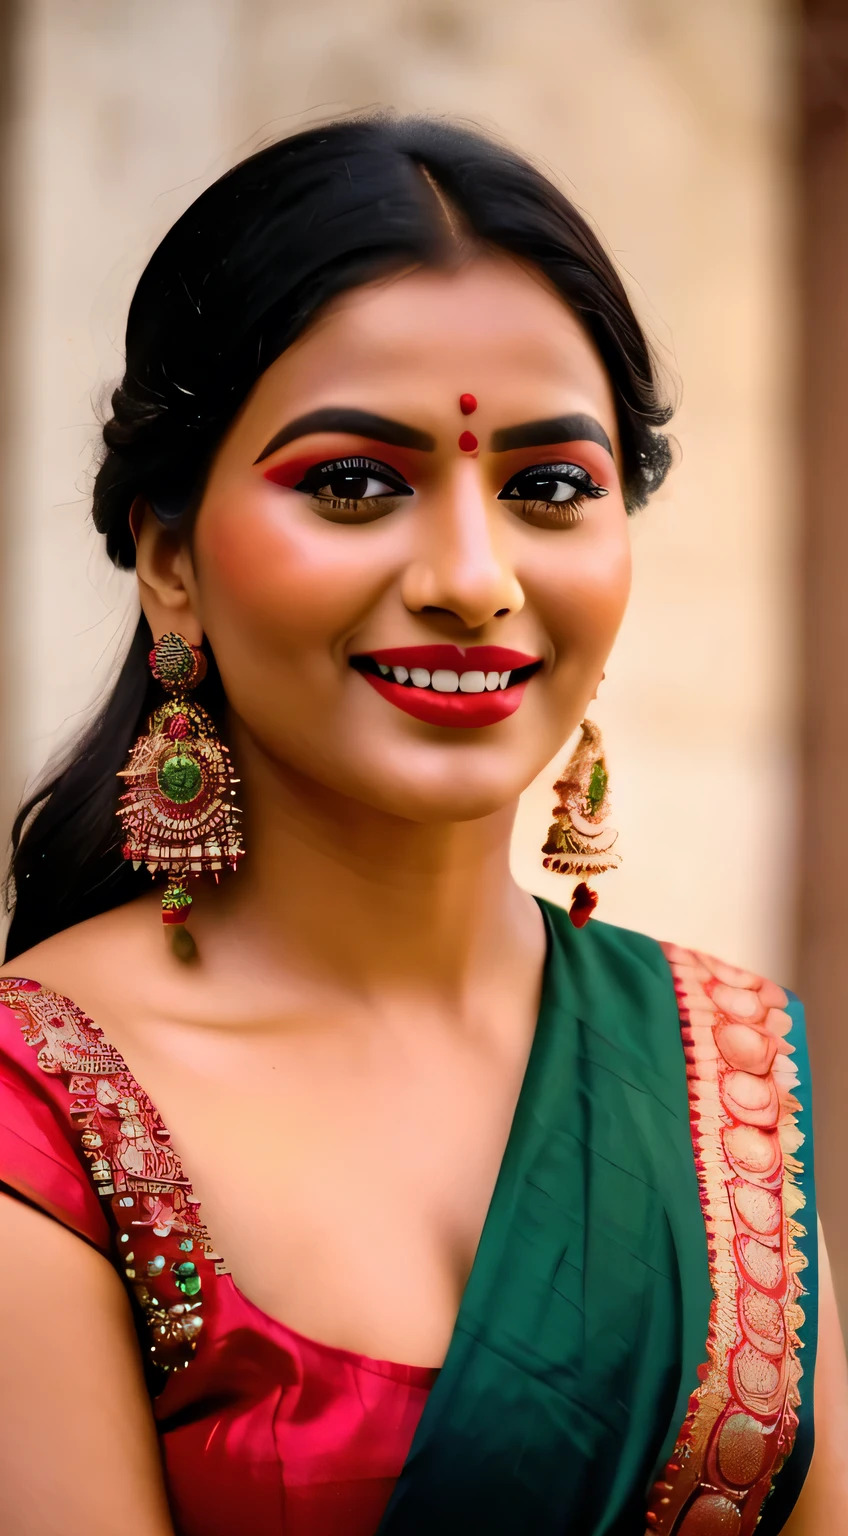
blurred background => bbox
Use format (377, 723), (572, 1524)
(0, 0), (845, 1324)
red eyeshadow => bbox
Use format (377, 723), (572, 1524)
(260, 442), (419, 489)
(261, 454), (319, 488)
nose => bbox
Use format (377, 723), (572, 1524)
(401, 462), (524, 630)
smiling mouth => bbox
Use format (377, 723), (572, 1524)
(350, 656), (542, 693)
(349, 646), (543, 729)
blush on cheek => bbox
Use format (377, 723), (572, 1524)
(202, 518), (266, 600)
(575, 553), (631, 645)
(195, 485), (380, 648)
(196, 481), (313, 601)
(535, 529), (630, 668)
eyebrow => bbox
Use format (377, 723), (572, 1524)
(254, 408), (436, 463)
(490, 414), (613, 456)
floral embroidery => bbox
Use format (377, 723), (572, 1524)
(0, 979), (228, 1374)
(645, 948), (806, 1534)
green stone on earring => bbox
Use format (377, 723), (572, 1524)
(586, 760), (608, 815)
(158, 751), (203, 804)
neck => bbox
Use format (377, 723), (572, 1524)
(196, 737), (543, 1009)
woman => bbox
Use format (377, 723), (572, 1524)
(0, 117), (844, 1535)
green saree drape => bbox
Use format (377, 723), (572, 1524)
(378, 901), (817, 1535)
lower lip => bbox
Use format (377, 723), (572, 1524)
(359, 673), (530, 728)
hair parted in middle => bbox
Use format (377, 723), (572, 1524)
(6, 112), (673, 961)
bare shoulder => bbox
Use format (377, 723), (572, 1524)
(0, 887), (286, 1050)
(0, 894), (167, 1025)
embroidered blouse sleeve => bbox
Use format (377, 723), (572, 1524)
(0, 986), (111, 1253)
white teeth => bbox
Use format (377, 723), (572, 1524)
(432, 669), (459, 693)
(379, 663), (513, 693)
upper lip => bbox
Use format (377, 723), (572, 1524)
(352, 645), (542, 671)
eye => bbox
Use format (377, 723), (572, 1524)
(497, 462), (609, 528)
(294, 456), (413, 523)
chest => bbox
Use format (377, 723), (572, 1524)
(106, 1009), (532, 1366)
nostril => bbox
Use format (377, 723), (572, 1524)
(495, 608), (510, 618)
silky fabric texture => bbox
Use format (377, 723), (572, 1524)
(376, 907), (817, 1535)
(0, 990), (435, 1535)
(0, 902), (816, 1535)
(154, 1294), (436, 1534)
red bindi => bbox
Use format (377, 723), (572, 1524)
(459, 393), (477, 415)
(458, 430), (478, 452)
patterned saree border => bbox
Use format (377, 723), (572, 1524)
(0, 978), (228, 1376)
(644, 947), (807, 1535)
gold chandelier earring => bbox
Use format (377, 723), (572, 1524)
(541, 719), (620, 927)
(117, 632), (244, 960)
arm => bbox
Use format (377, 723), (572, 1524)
(782, 1220), (848, 1535)
(0, 1192), (176, 1536)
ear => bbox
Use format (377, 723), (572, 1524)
(131, 498), (203, 646)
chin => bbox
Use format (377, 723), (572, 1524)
(337, 752), (535, 826)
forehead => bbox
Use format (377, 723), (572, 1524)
(260, 256), (617, 424)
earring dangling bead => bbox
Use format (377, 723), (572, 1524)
(568, 882), (598, 929)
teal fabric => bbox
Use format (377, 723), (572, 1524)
(378, 901), (817, 1535)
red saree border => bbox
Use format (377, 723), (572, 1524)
(0, 978), (228, 1374)
(645, 946), (807, 1535)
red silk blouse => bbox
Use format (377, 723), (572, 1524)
(0, 983), (436, 1535)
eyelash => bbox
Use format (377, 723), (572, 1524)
(496, 462), (608, 526)
(286, 455), (608, 525)
(293, 457), (413, 521)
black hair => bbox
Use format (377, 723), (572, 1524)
(5, 114), (672, 961)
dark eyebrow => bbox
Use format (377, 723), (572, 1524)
(254, 408), (436, 463)
(490, 414), (613, 456)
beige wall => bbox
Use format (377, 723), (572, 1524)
(4, 0), (796, 981)
(10, 0), (842, 1324)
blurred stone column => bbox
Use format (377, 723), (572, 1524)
(0, 0), (19, 922)
(798, 0), (848, 1330)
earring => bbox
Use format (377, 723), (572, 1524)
(117, 632), (243, 956)
(541, 719), (620, 928)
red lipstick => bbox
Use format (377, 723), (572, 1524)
(350, 645), (542, 729)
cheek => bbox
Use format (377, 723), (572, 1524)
(530, 519), (631, 655)
(192, 482), (385, 656)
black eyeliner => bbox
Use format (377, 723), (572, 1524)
(294, 455), (413, 495)
(497, 462), (609, 501)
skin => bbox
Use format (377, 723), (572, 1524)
(0, 255), (845, 1533)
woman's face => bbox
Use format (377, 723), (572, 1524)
(185, 256), (631, 823)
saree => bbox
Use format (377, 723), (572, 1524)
(0, 901), (816, 1534)
(377, 909), (817, 1534)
